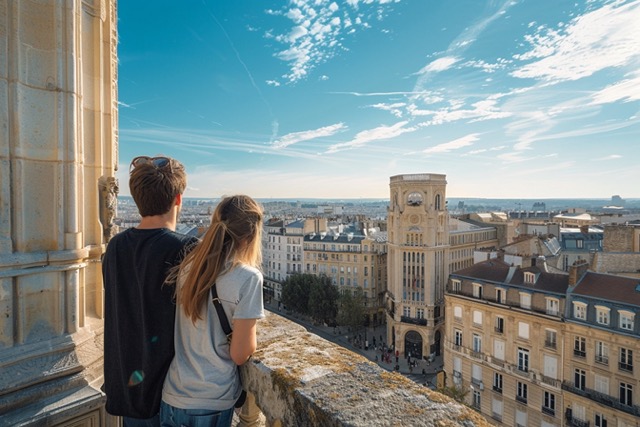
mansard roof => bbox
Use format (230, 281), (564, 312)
(572, 272), (640, 306)
(452, 259), (569, 294)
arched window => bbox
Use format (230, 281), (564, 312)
(435, 194), (441, 210)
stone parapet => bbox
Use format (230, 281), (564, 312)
(239, 312), (488, 427)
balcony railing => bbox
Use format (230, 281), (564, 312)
(573, 349), (586, 358)
(562, 381), (640, 417)
(445, 288), (563, 317)
(515, 395), (527, 404)
(541, 406), (555, 417)
(594, 355), (608, 365)
(619, 362), (633, 372)
(544, 340), (556, 349)
(566, 415), (590, 427)
(539, 374), (561, 388)
(400, 316), (427, 326)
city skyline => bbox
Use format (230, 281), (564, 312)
(117, 0), (640, 200)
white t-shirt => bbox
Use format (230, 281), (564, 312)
(162, 263), (265, 410)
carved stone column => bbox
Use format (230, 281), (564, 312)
(0, 0), (117, 425)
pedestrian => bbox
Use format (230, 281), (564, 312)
(103, 156), (198, 426)
(161, 195), (265, 427)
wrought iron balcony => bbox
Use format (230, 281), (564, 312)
(400, 315), (427, 326)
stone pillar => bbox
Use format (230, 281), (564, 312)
(0, 0), (117, 425)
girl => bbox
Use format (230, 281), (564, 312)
(161, 195), (265, 427)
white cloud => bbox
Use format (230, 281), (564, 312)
(590, 73), (640, 105)
(417, 56), (459, 74)
(423, 133), (480, 154)
(327, 120), (415, 153)
(270, 0), (401, 83)
(595, 154), (622, 161)
(512, 1), (640, 82)
(266, 80), (281, 86)
(272, 123), (347, 149)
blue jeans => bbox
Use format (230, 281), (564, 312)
(160, 401), (234, 427)
(123, 414), (160, 427)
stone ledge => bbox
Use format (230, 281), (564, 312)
(241, 312), (489, 426)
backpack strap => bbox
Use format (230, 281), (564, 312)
(210, 283), (233, 342)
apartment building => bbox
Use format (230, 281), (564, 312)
(303, 231), (388, 325)
(445, 259), (640, 426)
(563, 271), (640, 427)
(445, 258), (571, 426)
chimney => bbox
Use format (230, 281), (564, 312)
(579, 225), (589, 234)
(536, 255), (548, 272)
(569, 259), (589, 286)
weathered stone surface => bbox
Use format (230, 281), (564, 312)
(240, 312), (489, 427)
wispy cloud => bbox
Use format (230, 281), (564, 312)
(595, 154), (622, 161)
(326, 120), (416, 153)
(267, 0), (401, 83)
(511, 0), (640, 83)
(272, 123), (347, 149)
(423, 133), (479, 154)
(416, 56), (459, 74)
(589, 73), (640, 105)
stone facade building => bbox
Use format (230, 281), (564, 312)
(445, 259), (640, 426)
(1, 0), (118, 424)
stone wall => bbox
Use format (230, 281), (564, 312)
(239, 312), (489, 427)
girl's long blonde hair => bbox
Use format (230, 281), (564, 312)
(175, 195), (263, 323)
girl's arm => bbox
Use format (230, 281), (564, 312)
(230, 318), (257, 365)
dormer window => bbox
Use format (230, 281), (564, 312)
(519, 292), (531, 309)
(573, 301), (587, 320)
(524, 272), (536, 284)
(595, 305), (610, 326)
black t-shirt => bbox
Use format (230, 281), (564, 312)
(102, 227), (198, 418)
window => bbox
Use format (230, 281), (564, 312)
(594, 374), (609, 395)
(495, 316), (504, 334)
(516, 381), (528, 403)
(574, 336), (586, 358)
(518, 322), (529, 340)
(545, 329), (557, 349)
(546, 298), (559, 316)
(519, 292), (531, 309)
(453, 305), (462, 321)
(542, 391), (555, 416)
(594, 413), (608, 427)
(473, 310), (483, 326)
(472, 390), (481, 409)
(574, 368), (586, 391)
(492, 398), (503, 421)
(620, 347), (633, 372)
(451, 279), (461, 292)
(619, 310), (635, 330)
(515, 409), (527, 427)
(595, 341), (609, 365)
(473, 283), (483, 299)
(473, 334), (482, 353)
(493, 339), (505, 361)
(524, 272), (535, 284)
(619, 382), (633, 406)
(403, 306), (411, 317)
(573, 302), (587, 320)
(496, 288), (505, 303)
(416, 308), (424, 319)
(517, 348), (529, 372)
(454, 330), (463, 347)
(493, 372), (503, 393)
(596, 305), (610, 325)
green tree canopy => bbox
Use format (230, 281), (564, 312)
(308, 275), (339, 324)
(337, 287), (366, 330)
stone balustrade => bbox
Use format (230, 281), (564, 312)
(235, 312), (489, 427)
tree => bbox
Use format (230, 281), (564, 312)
(308, 275), (339, 325)
(337, 287), (366, 330)
(281, 273), (312, 315)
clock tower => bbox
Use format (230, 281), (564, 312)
(386, 174), (450, 359)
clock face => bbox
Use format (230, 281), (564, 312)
(407, 192), (423, 206)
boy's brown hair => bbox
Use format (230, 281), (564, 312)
(129, 156), (187, 217)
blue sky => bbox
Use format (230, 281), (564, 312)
(117, 0), (640, 200)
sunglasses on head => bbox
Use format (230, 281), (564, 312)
(130, 156), (172, 172)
